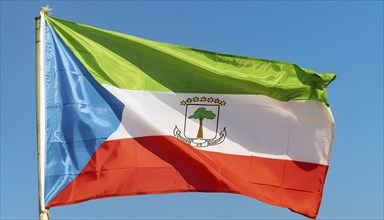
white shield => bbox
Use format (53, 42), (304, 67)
(183, 104), (220, 140)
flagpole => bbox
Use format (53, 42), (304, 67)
(36, 8), (50, 220)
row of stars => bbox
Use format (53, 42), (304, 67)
(180, 97), (226, 106)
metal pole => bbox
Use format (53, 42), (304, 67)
(35, 11), (50, 220)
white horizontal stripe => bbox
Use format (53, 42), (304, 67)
(104, 84), (335, 165)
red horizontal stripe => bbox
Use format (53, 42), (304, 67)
(47, 136), (328, 218)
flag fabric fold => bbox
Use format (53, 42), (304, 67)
(41, 15), (335, 218)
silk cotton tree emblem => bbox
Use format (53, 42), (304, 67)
(174, 96), (227, 147)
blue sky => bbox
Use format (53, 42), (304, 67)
(1, 1), (383, 219)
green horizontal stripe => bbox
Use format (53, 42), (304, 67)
(46, 16), (335, 105)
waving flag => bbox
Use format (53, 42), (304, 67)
(37, 14), (335, 218)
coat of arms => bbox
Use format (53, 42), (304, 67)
(173, 96), (227, 147)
